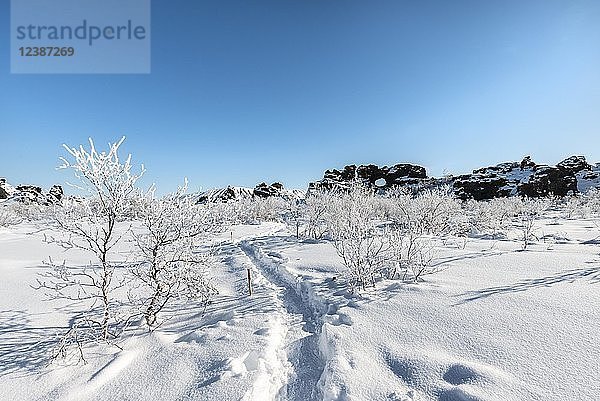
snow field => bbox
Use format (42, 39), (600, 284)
(1, 217), (599, 400)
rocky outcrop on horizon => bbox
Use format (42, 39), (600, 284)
(196, 182), (301, 203)
(309, 163), (428, 191)
(253, 182), (285, 198)
(4, 155), (600, 205)
(309, 155), (600, 200)
(0, 178), (63, 205)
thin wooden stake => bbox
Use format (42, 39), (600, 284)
(246, 268), (253, 296)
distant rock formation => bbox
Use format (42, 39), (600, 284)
(310, 155), (598, 200)
(452, 156), (579, 200)
(310, 163), (428, 191)
(48, 184), (64, 203)
(196, 186), (254, 203)
(0, 178), (11, 199)
(556, 155), (591, 174)
(253, 182), (284, 198)
(197, 182), (300, 203)
(0, 178), (63, 204)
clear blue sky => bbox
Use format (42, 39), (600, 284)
(1, 0), (600, 193)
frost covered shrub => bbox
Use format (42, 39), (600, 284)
(325, 182), (390, 290)
(2, 201), (51, 223)
(560, 195), (588, 219)
(283, 190), (330, 240)
(283, 198), (304, 239)
(322, 183), (458, 287)
(227, 197), (287, 225)
(302, 190), (331, 240)
(384, 228), (441, 282)
(463, 197), (523, 238)
(385, 186), (461, 236)
(513, 197), (551, 250)
(382, 188), (455, 282)
(0, 204), (23, 227)
(131, 182), (220, 329)
(578, 188), (600, 218)
(36, 137), (145, 360)
(250, 197), (286, 222)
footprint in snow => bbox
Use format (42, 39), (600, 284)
(253, 327), (270, 336)
(327, 312), (353, 326)
(437, 386), (482, 401)
(174, 332), (208, 344)
(220, 350), (261, 379)
(442, 363), (483, 386)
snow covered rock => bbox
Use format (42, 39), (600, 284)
(518, 166), (577, 197)
(197, 183), (301, 203)
(197, 186), (254, 203)
(313, 156), (595, 199)
(48, 184), (64, 203)
(576, 163), (600, 192)
(2, 181), (64, 205)
(0, 178), (15, 199)
(13, 185), (44, 203)
(453, 174), (512, 200)
(454, 156), (578, 200)
(253, 182), (284, 198)
(556, 155), (591, 174)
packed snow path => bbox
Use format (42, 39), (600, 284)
(238, 239), (327, 401)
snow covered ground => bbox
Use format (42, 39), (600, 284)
(1, 217), (599, 400)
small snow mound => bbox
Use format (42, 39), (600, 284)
(175, 331), (207, 344)
(443, 364), (483, 385)
(437, 386), (483, 401)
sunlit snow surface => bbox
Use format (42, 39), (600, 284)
(0, 219), (599, 401)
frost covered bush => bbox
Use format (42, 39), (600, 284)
(513, 197), (551, 250)
(283, 190), (330, 240)
(560, 195), (587, 219)
(464, 197), (522, 238)
(384, 228), (440, 282)
(322, 183), (457, 288)
(578, 189), (600, 236)
(382, 188), (456, 282)
(0, 204), (23, 227)
(325, 183), (390, 290)
(227, 197), (287, 225)
(303, 190), (331, 239)
(130, 182), (220, 329)
(0, 201), (51, 224)
(36, 137), (145, 361)
(283, 198), (304, 239)
(385, 186), (461, 236)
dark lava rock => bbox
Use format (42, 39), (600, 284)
(518, 166), (577, 197)
(453, 175), (512, 201)
(197, 186), (255, 203)
(454, 156), (579, 200)
(519, 156), (537, 170)
(557, 156), (591, 174)
(311, 163), (428, 190)
(48, 185), (64, 203)
(14, 185), (43, 203)
(0, 179), (8, 199)
(254, 182), (284, 198)
(386, 164), (427, 180)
